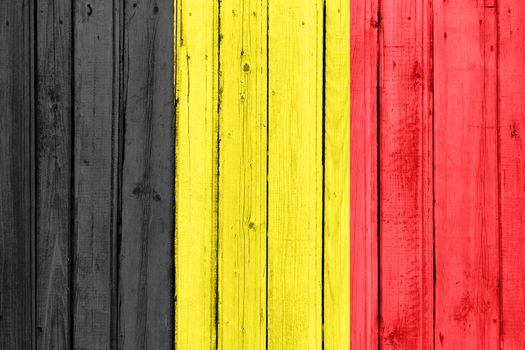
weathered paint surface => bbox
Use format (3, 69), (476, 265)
(324, 0), (351, 348)
(498, 1), (525, 348)
(350, 0), (379, 348)
(0, 0), (34, 348)
(379, 0), (433, 348)
(175, 0), (219, 347)
(218, 0), (267, 348)
(352, 0), (525, 348)
(267, 1), (324, 348)
(175, 0), (350, 348)
(1, 0), (174, 348)
(1, 0), (349, 348)
(434, 1), (499, 348)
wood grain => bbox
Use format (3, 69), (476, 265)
(217, 0), (267, 348)
(0, 0), (34, 348)
(379, 0), (433, 348)
(324, 0), (350, 347)
(119, 0), (174, 348)
(267, 1), (323, 348)
(174, 0), (219, 347)
(2, 1), (178, 348)
(350, 0), (379, 348)
(35, 0), (73, 347)
(72, 0), (120, 348)
(434, 0), (500, 348)
(1, 2), (352, 347)
(497, 2), (525, 348)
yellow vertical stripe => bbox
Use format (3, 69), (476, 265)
(324, 0), (351, 348)
(175, 0), (219, 348)
(267, 1), (324, 349)
(218, 0), (267, 349)
(175, 1), (349, 349)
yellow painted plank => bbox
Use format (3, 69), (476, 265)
(174, 0), (219, 348)
(267, 1), (324, 348)
(218, 0), (267, 349)
(324, 0), (350, 348)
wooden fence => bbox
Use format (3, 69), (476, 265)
(1, 0), (349, 348)
(2, 0), (174, 348)
(351, 0), (525, 348)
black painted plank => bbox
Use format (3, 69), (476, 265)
(118, 0), (174, 348)
(0, 0), (34, 348)
(72, 0), (120, 348)
(35, 0), (72, 348)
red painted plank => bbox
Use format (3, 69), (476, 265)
(434, 1), (500, 348)
(378, 1), (434, 349)
(350, 0), (379, 348)
(498, 2), (525, 348)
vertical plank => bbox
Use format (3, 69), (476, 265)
(0, 0), (34, 348)
(379, 0), (433, 348)
(72, 0), (119, 348)
(174, 0), (219, 347)
(217, 0), (267, 348)
(267, 0), (323, 348)
(35, 0), (73, 347)
(324, 0), (350, 347)
(119, 0), (174, 348)
(498, 2), (525, 348)
(434, 0), (500, 348)
(350, 0), (379, 347)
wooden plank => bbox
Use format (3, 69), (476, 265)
(350, 0), (379, 347)
(119, 0), (174, 348)
(378, 0), (433, 348)
(217, 0), (267, 349)
(174, 0), (219, 347)
(35, 0), (73, 347)
(72, 0), (119, 348)
(0, 0), (34, 348)
(434, 0), (500, 348)
(497, 2), (525, 348)
(324, 0), (350, 347)
(267, 1), (323, 348)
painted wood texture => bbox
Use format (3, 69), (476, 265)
(175, 0), (350, 348)
(267, 1), (324, 348)
(498, 2), (525, 348)
(324, 0), (350, 348)
(119, 0), (174, 348)
(379, 0), (433, 348)
(174, 0), (219, 347)
(1, 0), (174, 348)
(352, 0), (525, 348)
(0, 0), (34, 348)
(434, 1), (499, 348)
(73, 0), (119, 347)
(36, 0), (73, 346)
(218, 0), (267, 348)
(350, 0), (379, 348)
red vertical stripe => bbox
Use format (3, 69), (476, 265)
(350, 1), (525, 348)
(350, 0), (379, 348)
(434, 1), (500, 348)
(378, 0), (434, 348)
(498, 2), (525, 348)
